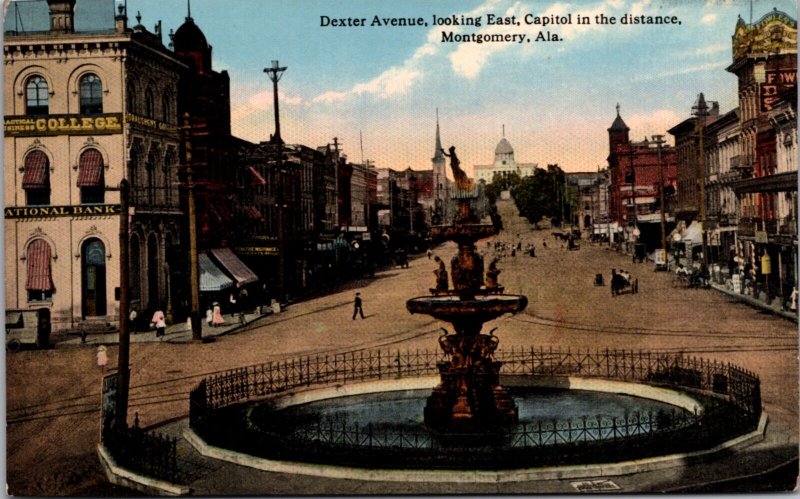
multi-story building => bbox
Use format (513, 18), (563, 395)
(704, 107), (741, 263)
(607, 106), (677, 249)
(4, 0), (185, 330)
(727, 8), (797, 304)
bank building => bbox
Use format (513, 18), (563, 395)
(4, 0), (184, 331)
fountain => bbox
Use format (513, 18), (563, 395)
(406, 145), (527, 433)
(183, 145), (764, 483)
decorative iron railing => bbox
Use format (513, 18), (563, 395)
(188, 347), (761, 468)
(103, 417), (179, 483)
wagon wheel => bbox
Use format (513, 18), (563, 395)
(6, 339), (21, 352)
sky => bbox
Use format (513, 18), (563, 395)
(5, 0), (797, 175)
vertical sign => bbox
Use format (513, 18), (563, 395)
(760, 69), (797, 112)
(100, 372), (118, 440)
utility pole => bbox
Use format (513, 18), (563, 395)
(116, 179), (130, 429)
(265, 60), (287, 304)
(653, 134), (668, 266)
(693, 93), (709, 268)
(182, 114), (202, 342)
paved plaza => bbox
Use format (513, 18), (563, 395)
(6, 201), (799, 495)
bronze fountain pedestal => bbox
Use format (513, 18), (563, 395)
(407, 188), (527, 433)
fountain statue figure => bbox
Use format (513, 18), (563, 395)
(407, 146), (527, 433)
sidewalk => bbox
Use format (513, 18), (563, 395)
(710, 281), (798, 322)
(57, 307), (274, 346)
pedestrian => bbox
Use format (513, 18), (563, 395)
(240, 287), (249, 309)
(352, 292), (365, 320)
(229, 292), (237, 317)
(96, 345), (108, 370)
(151, 308), (166, 339)
(206, 307), (213, 328)
(129, 307), (138, 333)
(212, 302), (225, 327)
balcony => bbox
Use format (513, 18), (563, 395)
(738, 217), (797, 240)
(730, 154), (753, 172)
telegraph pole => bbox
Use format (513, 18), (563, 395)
(116, 179), (130, 429)
(693, 93), (709, 268)
(182, 114), (202, 342)
(653, 134), (668, 266)
(265, 60), (287, 304)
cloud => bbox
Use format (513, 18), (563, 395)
(625, 109), (682, 137)
(313, 66), (423, 104)
(692, 42), (726, 56)
(249, 90), (305, 109)
(701, 13), (718, 24)
(635, 61), (728, 81)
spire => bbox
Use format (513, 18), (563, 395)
(433, 108), (444, 162)
(502, 124), (505, 138)
(187, 0), (192, 20)
(608, 103), (629, 132)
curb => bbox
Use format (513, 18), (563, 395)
(709, 283), (798, 322)
(96, 443), (190, 496)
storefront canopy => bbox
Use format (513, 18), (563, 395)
(210, 248), (259, 286)
(199, 253), (234, 292)
(682, 221), (703, 246)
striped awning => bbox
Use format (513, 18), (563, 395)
(77, 149), (104, 187)
(248, 166), (267, 185)
(210, 248), (259, 286)
(199, 253), (234, 292)
(22, 151), (49, 189)
(25, 239), (53, 291)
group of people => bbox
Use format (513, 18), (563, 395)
(675, 261), (710, 288)
(610, 268), (637, 296)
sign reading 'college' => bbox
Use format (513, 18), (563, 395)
(4, 204), (122, 219)
(4, 113), (123, 137)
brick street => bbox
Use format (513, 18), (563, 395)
(6, 200), (798, 495)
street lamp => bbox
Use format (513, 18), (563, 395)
(692, 93), (709, 268)
(264, 60), (287, 304)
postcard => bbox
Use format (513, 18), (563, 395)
(4, 0), (798, 495)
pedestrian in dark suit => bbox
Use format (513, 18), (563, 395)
(352, 292), (365, 320)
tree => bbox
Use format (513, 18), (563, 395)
(509, 165), (566, 226)
(485, 172), (521, 204)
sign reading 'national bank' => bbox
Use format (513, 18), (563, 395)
(4, 204), (122, 219)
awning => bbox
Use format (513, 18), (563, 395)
(77, 149), (104, 187)
(682, 221), (703, 246)
(199, 253), (234, 291)
(22, 151), (49, 189)
(210, 248), (259, 286)
(25, 239), (53, 291)
(248, 166), (267, 185)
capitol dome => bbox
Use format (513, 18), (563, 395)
(495, 138), (514, 156)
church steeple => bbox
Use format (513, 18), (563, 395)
(433, 108), (444, 162)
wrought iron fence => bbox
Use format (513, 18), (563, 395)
(188, 347), (761, 468)
(103, 419), (179, 483)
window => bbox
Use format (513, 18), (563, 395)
(145, 87), (154, 118)
(79, 74), (103, 114)
(127, 81), (137, 112)
(26, 239), (54, 302)
(22, 151), (50, 206)
(77, 149), (104, 204)
(161, 90), (172, 123)
(25, 76), (49, 115)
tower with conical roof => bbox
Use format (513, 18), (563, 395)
(432, 110), (449, 224)
(607, 103), (630, 152)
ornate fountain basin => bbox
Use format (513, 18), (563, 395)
(406, 294), (527, 324)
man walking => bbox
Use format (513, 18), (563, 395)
(352, 292), (365, 320)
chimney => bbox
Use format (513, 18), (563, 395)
(46, 0), (77, 33)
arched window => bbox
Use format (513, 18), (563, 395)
(77, 148), (104, 204)
(145, 87), (154, 118)
(79, 74), (103, 114)
(127, 81), (137, 113)
(25, 76), (49, 115)
(161, 90), (172, 123)
(26, 239), (54, 302)
(22, 150), (50, 206)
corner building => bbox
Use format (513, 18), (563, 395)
(4, 0), (184, 330)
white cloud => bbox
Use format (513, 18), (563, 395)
(701, 13), (718, 24)
(248, 90), (305, 109)
(693, 42), (726, 56)
(625, 109), (682, 137)
(634, 61), (728, 81)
